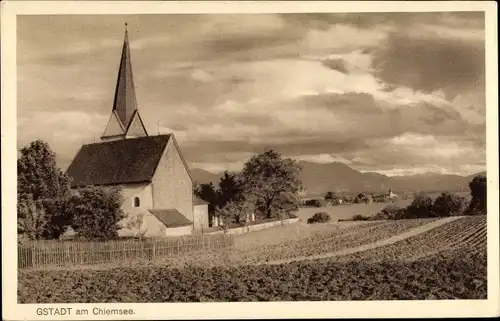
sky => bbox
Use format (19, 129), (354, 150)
(17, 12), (486, 176)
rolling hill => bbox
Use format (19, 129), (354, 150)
(190, 161), (485, 195)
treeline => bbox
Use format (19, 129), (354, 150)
(303, 191), (400, 208)
(194, 150), (302, 226)
(17, 140), (126, 242)
(346, 175), (487, 221)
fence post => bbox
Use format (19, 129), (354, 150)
(152, 241), (156, 261)
(32, 242), (36, 268)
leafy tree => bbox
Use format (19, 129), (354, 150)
(17, 195), (47, 240)
(241, 150), (303, 218)
(218, 171), (246, 208)
(406, 192), (433, 218)
(194, 182), (218, 205)
(216, 193), (256, 225)
(466, 175), (487, 215)
(194, 182), (219, 222)
(17, 140), (72, 239)
(432, 192), (467, 217)
(67, 186), (126, 239)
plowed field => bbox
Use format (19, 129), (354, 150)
(18, 215), (487, 302)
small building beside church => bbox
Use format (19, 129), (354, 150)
(66, 26), (207, 237)
(193, 196), (210, 230)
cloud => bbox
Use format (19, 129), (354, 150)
(321, 58), (348, 74)
(191, 161), (245, 173)
(346, 132), (485, 174)
(18, 111), (108, 168)
(280, 12), (484, 32)
(16, 13), (486, 176)
(372, 32), (485, 99)
(293, 154), (352, 165)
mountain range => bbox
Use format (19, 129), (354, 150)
(191, 161), (486, 196)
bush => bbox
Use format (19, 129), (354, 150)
(17, 196), (47, 240)
(374, 205), (406, 220)
(304, 199), (324, 207)
(351, 214), (370, 221)
(67, 186), (126, 239)
(307, 212), (331, 224)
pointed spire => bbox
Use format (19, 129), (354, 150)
(112, 23), (138, 128)
(101, 24), (148, 141)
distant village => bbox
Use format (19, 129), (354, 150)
(301, 189), (405, 207)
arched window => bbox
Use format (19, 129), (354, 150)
(134, 196), (140, 207)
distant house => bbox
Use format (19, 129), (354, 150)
(66, 27), (208, 237)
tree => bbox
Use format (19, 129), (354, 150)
(432, 192), (467, 217)
(406, 192), (434, 218)
(324, 191), (337, 202)
(67, 186), (126, 239)
(17, 195), (47, 240)
(354, 193), (368, 204)
(194, 182), (218, 205)
(218, 171), (246, 209)
(194, 182), (219, 225)
(466, 175), (487, 215)
(241, 150), (303, 218)
(217, 171), (253, 225)
(17, 140), (72, 239)
(216, 193), (255, 226)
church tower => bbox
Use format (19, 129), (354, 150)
(101, 24), (148, 141)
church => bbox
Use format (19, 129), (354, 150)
(66, 26), (209, 237)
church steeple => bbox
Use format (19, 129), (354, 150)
(101, 23), (148, 141)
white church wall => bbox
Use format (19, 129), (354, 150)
(151, 137), (194, 222)
(115, 183), (158, 236)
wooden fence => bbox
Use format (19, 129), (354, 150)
(18, 234), (235, 269)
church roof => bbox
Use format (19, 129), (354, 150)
(149, 209), (192, 228)
(67, 134), (171, 187)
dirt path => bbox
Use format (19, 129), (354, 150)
(263, 216), (463, 265)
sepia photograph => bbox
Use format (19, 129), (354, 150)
(1, 1), (499, 319)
